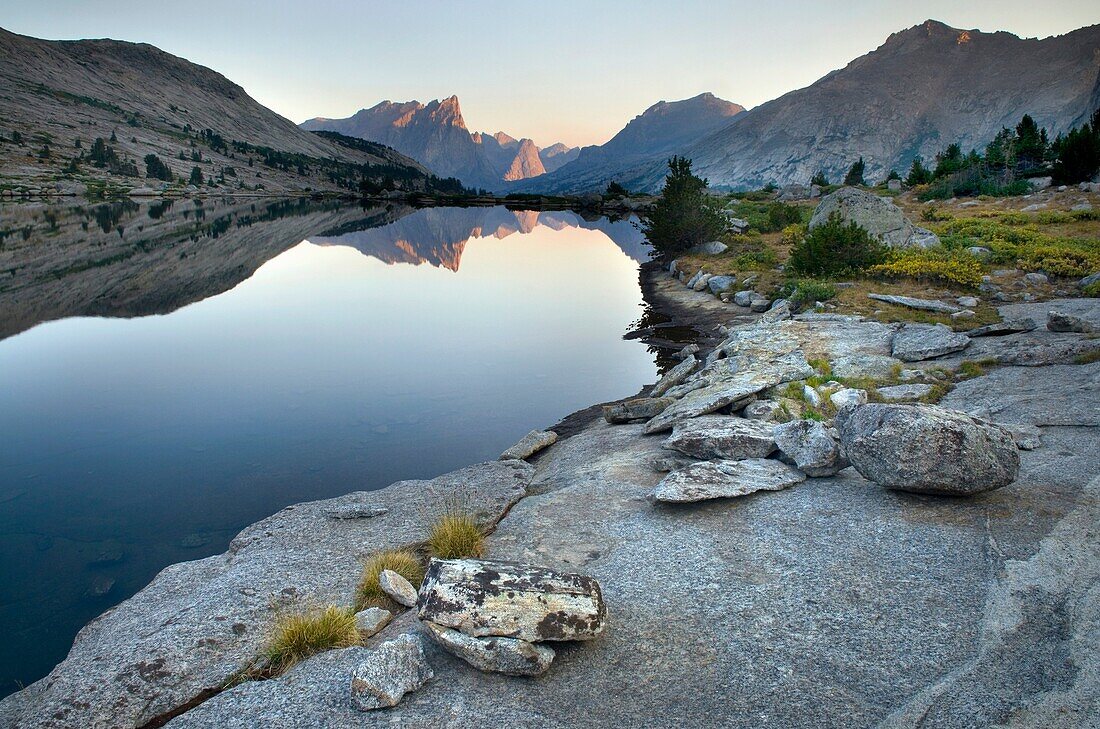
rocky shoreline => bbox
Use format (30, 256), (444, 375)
(2, 255), (1098, 727)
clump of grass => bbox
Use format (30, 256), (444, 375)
(261, 605), (359, 676)
(427, 510), (485, 560)
(1075, 348), (1100, 365)
(356, 549), (424, 610)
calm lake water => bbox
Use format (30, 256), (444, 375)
(0, 199), (656, 695)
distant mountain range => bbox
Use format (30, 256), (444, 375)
(301, 97), (578, 190)
(0, 28), (443, 195)
(522, 20), (1100, 193)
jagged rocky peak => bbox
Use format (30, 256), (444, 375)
(503, 139), (546, 181)
(493, 131), (519, 148)
(425, 95), (467, 128)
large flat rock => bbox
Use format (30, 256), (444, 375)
(0, 460), (532, 729)
(171, 413), (1100, 727)
(941, 361), (1100, 427)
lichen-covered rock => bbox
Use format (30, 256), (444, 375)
(836, 404), (1019, 495)
(651, 355), (697, 397)
(742, 399), (783, 421)
(829, 388), (867, 410)
(417, 559), (606, 642)
(499, 429), (558, 460)
(604, 397), (676, 424)
(867, 293), (960, 313)
(379, 570), (418, 607)
(663, 415), (776, 460)
(1047, 310), (1094, 333)
(875, 384), (934, 402)
(350, 634), (433, 711)
(891, 323), (970, 361)
(772, 420), (847, 477)
(810, 187), (939, 248)
(422, 621), (555, 676)
(651, 458), (806, 502)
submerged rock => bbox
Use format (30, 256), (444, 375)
(350, 634), (433, 711)
(417, 558), (606, 642)
(422, 621), (555, 676)
(499, 429), (558, 460)
(891, 323), (970, 361)
(663, 415), (776, 460)
(772, 420), (847, 477)
(651, 458), (806, 503)
(836, 404), (1019, 495)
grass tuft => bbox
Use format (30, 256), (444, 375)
(427, 510), (485, 560)
(261, 605), (359, 676)
(356, 549), (424, 610)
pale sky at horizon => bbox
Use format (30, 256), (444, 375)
(2, 1), (1097, 148)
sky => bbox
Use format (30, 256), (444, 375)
(2, 1), (1097, 147)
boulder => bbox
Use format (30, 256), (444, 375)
(733, 290), (755, 307)
(836, 404), (1019, 495)
(354, 608), (392, 637)
(829, 388), (867, 410)
(417, 559), (606, 642)
(675, 343), (700, 360)
(778, 183), (809, 201)
(1079, 272), (1100, 289)
(891, 323), (970, 361)
(749, 298), (771, 313)
(809, 187), (939, 248)
(707, 275), (736, 295)
(422, 621), (555, 676)
(868, 293), (961, 314)
(685, 270), (704, 289)
(772, 420), (847, 477)
(1024, 272), (1049, 286)
(761, 299), (791, 322)
(604, 397), (675, 424)
(500, 430), (558, 460)
(651, 355), (697, 397)
(663, 415), (777, 460)
(651, 459), (806, 503)
(875, 384), (934, 402)
(887, 179), (902, 192)
(350, 634), (433, 711)
(379, 570), (419, 607)
(1047, 310), (1094, 333)
(1026, 176), (1052, 191)
(692, 274), (713, 292)
(688, 241), (728, 255)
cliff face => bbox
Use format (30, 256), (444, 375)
(0, 28), (432, 194)
(302, 98), (577, 190)
(513, 92), (744, 193)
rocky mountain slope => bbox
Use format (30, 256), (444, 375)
(514, 92), (745, 193)
(301, 97), (577, 190)
(0, 28), (440, 195)
(619, 21), (1100, 192)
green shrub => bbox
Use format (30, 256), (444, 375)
(1083, 281), (1100, 297)
(261, 606), (359, 675)
(764, 202), (804, 232)
(640, 157), (727, 257)
(787, 212), (888, 277)
(780, 279), (838, 307)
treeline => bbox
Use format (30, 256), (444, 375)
(903, 111), (1100, 199)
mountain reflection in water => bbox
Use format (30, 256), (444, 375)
(0, 198), (654, 697)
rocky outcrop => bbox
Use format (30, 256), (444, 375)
(772, 420), (847, 477)
(349, 635), (433, 711)
(809, 188), (940, 249)
(604, 397), (675, 424)
(662, 415), (776, 460)
(502, 139), (547, 181)
(0, 460), (531, 729)
(500, 430), (558, 460)
(891, 323), (970, 361)
(837, 404), (1020, 495)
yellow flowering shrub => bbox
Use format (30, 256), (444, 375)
(868, 249), (984, 288)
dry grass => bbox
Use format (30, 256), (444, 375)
(260, 605), (360, 676)
(427, 510), (485, 560)
(356, 549), (424, 610)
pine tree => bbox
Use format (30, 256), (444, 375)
(189, 166), (204, 186)
(905, 157), (931, 185)
(843, 157), (865, 186)
(640, 156), (727, 257)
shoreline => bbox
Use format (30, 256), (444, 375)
(3, 253), (1099, 727)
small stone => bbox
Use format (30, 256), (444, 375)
(652, 459), (806, 503)
(733, 290), (755, 307)
(603, 397), (675, 424)
(956, 296), (980, 308)
(1023, 272), (1049, 286)
(950, 310), (975, 320)
(354, 608), (392, 637)
(802, 384), (822, 408)
(499, 430), (558, 460)
(1003, 423), (1042, 450)
(379, 570), (418, 607)
(350, 634), (433, 711)
(875, 384), (934, 402)
(1047, 310), (1094, 333)
(742, 399), (783, 421)
(749, 298), (771, 313)
(772, 420), (847, 477)
(829, 388), (867, 410)
(422, 621), (555, 676)
(663, 415), (777, 460)
(692, 274), (713, 292)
